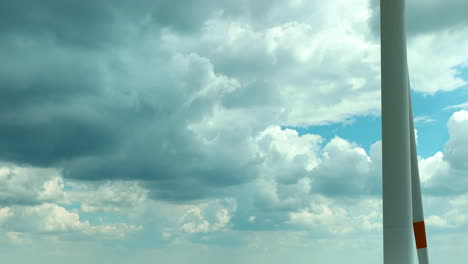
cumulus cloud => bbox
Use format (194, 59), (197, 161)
(419, 110), (468, 194)
(370, 0), (468, 94)
(407, 29), (468, 94)
(0, 207), (13, 224)
(222, 126), (322, 231)
(5, 231), (32, 245)
(0, 163), (66, 206)
(173, 11), (381, 125)
(72, 181), (148, 213)
(425, 194), (468, 229)
(230, 127), (382, 232)
(311, 137), (381, 196)
(230, 109), (468, 234)
(1, 1), (468, 258)
(1, 0), (465, 210)
(128, 198), (239, 245)
(0, 203), (141, 239)
(0, 163), (143, 242)
(445, 110), (468, 170)
(0, 0), (382, 204)
(288, 202), (352, 235)
(419, 152), (450, 185)
(179, 207), (231, 234)
(287, 196), (382, 235)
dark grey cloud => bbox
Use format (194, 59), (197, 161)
(0, 0), (267, 200)
(0, 116), (119, 166)
(0, 35), (126, 166)
(149, 0), (238, 33)
(369, 0), (468, 37)
(0, 0), (281, 45)
(2, 0), (468, 249)
(406, 0), (468, 35)
(0, 0), (127, 48)
(0, 0), (419, 205)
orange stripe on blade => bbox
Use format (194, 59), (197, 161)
(413, 221), (427, 249)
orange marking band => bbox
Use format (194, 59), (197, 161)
(413, 221), (427, 249)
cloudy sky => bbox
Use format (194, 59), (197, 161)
(1, 0), (468, 263)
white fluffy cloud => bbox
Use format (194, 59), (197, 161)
(408, 29), (468, 94)
(311, 137), (381, 196)
(2, 110), (468, 246)
(1, 203), (141, 239)
(2, 0), (466, 208)
(0, 163), (66, 205)
(5, 231), (31, 245)
(1, 1), (468, 262)
(179, 207), (231, 234)
(419, 152), (450, 185)
(224, 126), (381, 232)
(369, 0), (468, 94)
(72, 181), (148, 213)
(0, 164), (144, 242)
(170, 4), (382, 126)
(426, 193), (468, 229)
(418, 110), (468, 194)
(445, 110), (468, 170)
(288, 199), (352, 235)
(0, 207), (12, 224)
(288, 197), (382, 234)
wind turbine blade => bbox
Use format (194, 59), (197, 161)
(408, 87), (429, 264)
(380, 0), (413, 263)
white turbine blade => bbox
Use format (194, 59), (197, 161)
(408, 87), (429, 264)
(380, 0), (413, 263)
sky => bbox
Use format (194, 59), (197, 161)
(0, 0), (468, 263)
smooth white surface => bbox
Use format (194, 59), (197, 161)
(417, 248), (429, 264)
(409, 89), (430, 264)
(409, 90), (424, 222)
(380, 0), (413, 263)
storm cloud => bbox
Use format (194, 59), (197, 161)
(1, 1), (468, 262)
(0, 0), (383, 201)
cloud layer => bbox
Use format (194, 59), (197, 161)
(1, 0), (468, 262)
